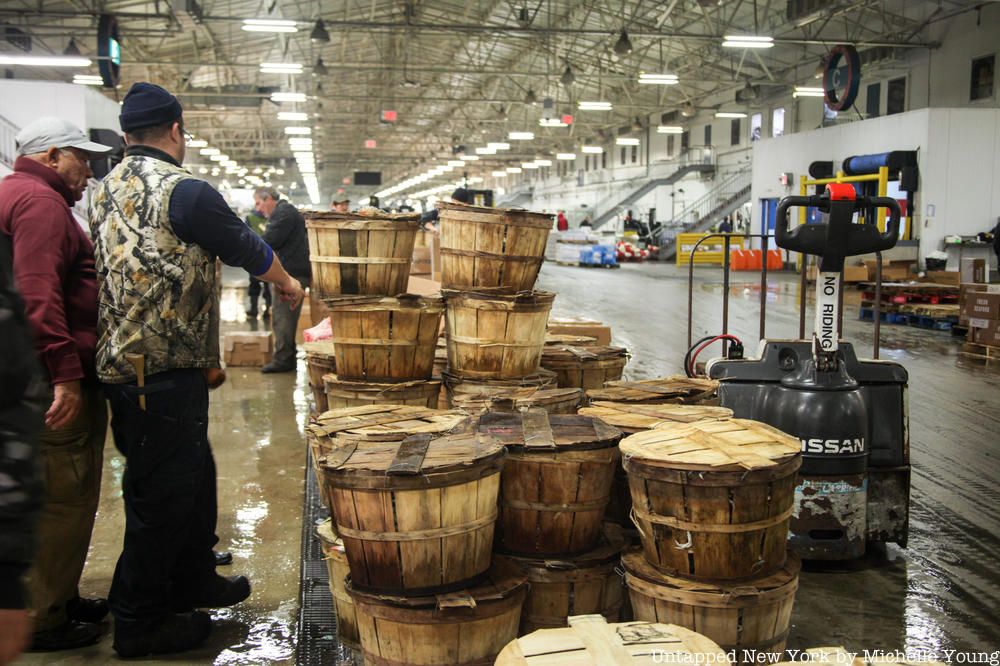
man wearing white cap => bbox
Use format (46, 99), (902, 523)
(0, 117), (112, 652)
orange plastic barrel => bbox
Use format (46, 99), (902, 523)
(748, 249), (763, 271)
(767, 249), (783, 271)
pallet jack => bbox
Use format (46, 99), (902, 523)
(705, 185), (910, 559)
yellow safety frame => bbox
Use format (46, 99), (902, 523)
(798, 166), (891, 231)
(676, 233), (747, 265)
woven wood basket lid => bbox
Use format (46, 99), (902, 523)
(438, 200), (553, 229)
(304, 210), (421, 228)
(542, 345), (628, 363)
(441, 288), (556, 309)
(579, 401), (733, 433)
(495, 615), (729, 665)
(315, 518), (345, 552)
(443, 369), (557, 390)
(479, 409), (623, 452)
(452, 386), (582, 409)
(586, 376), (718, 403)
(322, 375), (442, 392)
(619, 418), (800, 471)
(347, 555), (528, 609)
(622, 548), (800, 607)
(545, 333), (599, 346)
(301, 341), (336, 360)
(506, 524), (626, 571)
(321, 431), (505, 489)
(307, 405), (469, 442)
(322, 293), (444, 311)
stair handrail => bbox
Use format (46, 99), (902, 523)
(670, 169), (751, 228)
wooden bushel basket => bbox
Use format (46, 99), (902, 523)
(479, 409), (623, 556)
(621, 419), (801, 581)
(309, 404), (469, 442)
(623, 548), (799, 666)
(509, 525), (627, 634)
(305, 211), (421, 300)
(349, 557), (527, 666)
(587, 376), (719, 405)
(325, 295), (444, 381)
(316, 519), (361, 651)
(443, 289), (554, 380)
(579, 401), (734, 434)
(495, 614), (730, 665)
(323, 374), (442, 409)
(541, 345), (629, 390)
(302, 341), (336, 413)
(450, 386), (583, 415)
(438, 201), (553, 291)
(321, 432), (505, 594)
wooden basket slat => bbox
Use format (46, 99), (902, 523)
(316, 520), (361, 650)
(587, 376), (720, 405)
(323, 375), (442, 409)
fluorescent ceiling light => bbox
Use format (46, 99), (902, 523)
(72, 74), (103, 85)
(539, 118), (568, 127)
(475, 146), (497, 155)
(534, 159), (552, 167)
(209, 154), (229, 162)
(581, 145), (604, 154)
(284, 126), (312, 135)
(491, 170), (507, 177)
(0, 55), (91, 67)
(278, 111), (309, 121)
(271, 92), (307, 102)
(447, 160), (464, 167)
(657, 125), (684, 134)
(638, 73), (679, 85)
(488, 142), (511, 150)
(793, 86), (825, 98)
(260, 63), (303, 73)
(522, 162), (538, 169)
(722, 35), (774, 48)
(616, 137), (640, 146)
(200, 147), (220, 156)
(506, 167), (522, 173)
(556, 153), (576, 160)
(187, 139), (208, 148)
(578, 101), (612, 111)
(509, 131), (535, 140)
(242, 19), (299, 33)
(460, 155), (479, 161)
(715, 111), (748, 118)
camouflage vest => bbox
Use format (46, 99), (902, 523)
(90, 154), (218, 383)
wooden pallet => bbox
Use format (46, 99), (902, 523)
(960, 342), (1000, 363)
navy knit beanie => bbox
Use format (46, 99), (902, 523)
(119, 82), (183, 132)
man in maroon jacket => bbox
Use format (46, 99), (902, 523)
(0, 117), (112, 651)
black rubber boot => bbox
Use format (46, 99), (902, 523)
(112, 611), (212, 658)
(176, 574), (251, 610)
(67, 595), (110, 624)
(30, 620), (105, 651)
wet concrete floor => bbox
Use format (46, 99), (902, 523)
(16, 262), (1000, 664)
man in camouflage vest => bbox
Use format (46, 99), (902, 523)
(89, 82), (304, 658)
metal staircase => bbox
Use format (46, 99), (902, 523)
(0, 113), (18, 172)
(658, 169), (753, 260)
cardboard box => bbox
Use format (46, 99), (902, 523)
(411, 246), (433, 275)
(224, 331), (274, 367)
(406, 275), (442, 297)
(806, 264), (873, 282)
(963, 292), (1000, 320)
(547, 318), (612, 345)
(923, 270), (961, 286)
(308, 289), (330, 327)
(961, 258), (987, 284)
(864, 259), (915, 282)
(972, 320), (1000, 346)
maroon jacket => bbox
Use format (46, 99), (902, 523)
(0, 157), (98, 385)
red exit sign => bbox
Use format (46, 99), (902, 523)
(561, 114), (574, 125)
(365, 139), (377, 149)
(381, 110), (397, 122)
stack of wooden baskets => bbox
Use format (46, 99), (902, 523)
(304, 209), (446, 411)
(438, 202), (575, 415)
(616, 418), (803, 665)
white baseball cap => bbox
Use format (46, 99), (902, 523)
(16, 117), (113, 158)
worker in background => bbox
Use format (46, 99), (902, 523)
(89, 82), (304, 658)
(253, 186), (311, 374)
(580, 214), (593, 228)
(718, 215), (733, 234)
(245, 207), (272, 320)
(330, 197), (350, 213)
(556, 210), (569, 231)
(0, 117), (114, 652)
(420, 186), (471, 230)
(0, 233), (47, 666)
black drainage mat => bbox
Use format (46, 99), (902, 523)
(295, 449), (360, 665)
